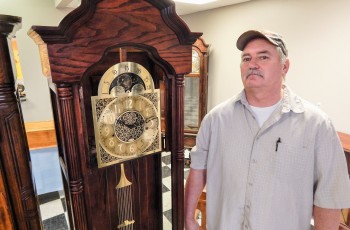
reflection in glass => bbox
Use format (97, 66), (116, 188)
(184, 77), (199, 130)
(191, 50), (200, 73)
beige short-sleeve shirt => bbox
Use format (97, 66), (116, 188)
(190, 86), (350, 230)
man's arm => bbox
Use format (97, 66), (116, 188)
(184, 168), (207, 230)
(313, 205), (341, 230)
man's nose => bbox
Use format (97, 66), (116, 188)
(248, 59), (259, 69)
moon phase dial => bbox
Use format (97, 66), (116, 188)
(98, 62), (154, 97)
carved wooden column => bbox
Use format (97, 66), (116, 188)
(56, 83), (88, 229)
(171, 74), (185, 230)
(0, 14), (42, 229)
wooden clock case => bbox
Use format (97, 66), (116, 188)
(29, 0), (201, 229)
(0, 15), (42, 230)
(183, 37), (209, 149)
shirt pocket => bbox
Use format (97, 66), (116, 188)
(274, 142), (311, 183)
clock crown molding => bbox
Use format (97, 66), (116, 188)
(31, 0), (201, 45)
(29, 0), (202, 81)
(27, 29), (51, 77)
(193, 37), (210, 54)
(0, 14), (22, 38)
(31, 0), (98, 43)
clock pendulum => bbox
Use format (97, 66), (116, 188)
(115, 163), (135, 229)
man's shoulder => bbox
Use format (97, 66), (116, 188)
(300, 98), (329, 120)
(284, 85), (329, 121)
(289, 94), (332, 130)
(207, 94), (241, 117)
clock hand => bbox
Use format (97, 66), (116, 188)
(145, 116), (157, 123)
(118, 119), (133, 130)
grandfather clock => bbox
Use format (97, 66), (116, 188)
(0, 15), (42, 229)
(183, 37), (209, 148)
(29, 1), (201, 229)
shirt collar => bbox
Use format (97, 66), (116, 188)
(234, 85), (305, 114)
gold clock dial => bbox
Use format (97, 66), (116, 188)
(98, 95), (157, 158)
(93, 92), (161, 166)
(98, 62), (154, 97)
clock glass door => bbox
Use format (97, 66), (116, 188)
(80, 46), (165, 229)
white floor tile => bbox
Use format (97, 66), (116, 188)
(162, 151), (171, 157)
(162, 191), (172, 211)
(163, 215), (172, 230)
(40, 199), (65, 220)
(162, 176), (171, 191)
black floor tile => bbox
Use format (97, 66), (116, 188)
(162, 154), (171, 165)
(43, 214), (68, 230)
(38, 191), (60, 205)
(163, 209), (172, 223)
(162, 165), (171, 178)
(162, 183), (170, 193)
(61, 198), (67, 212)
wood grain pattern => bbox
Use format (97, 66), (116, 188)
(171, 74), (185, 230)
(56, 84), (88, 229)
(31, 0), (201, 83)
(0, 14), (42, 230)
(29, 1), (201, 229)
(0, 172), (14, 229)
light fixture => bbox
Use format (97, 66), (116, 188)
(173, 0), (217, 4)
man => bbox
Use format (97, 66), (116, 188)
(184, 30), (350, 230)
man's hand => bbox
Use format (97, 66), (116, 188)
(185, 218), (200, 230)
(184, 169), (206, 230)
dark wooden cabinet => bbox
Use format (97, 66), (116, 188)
(0, 14), (42, 230)
(339, 132), (350, 228)
(183, 37), (209, 148)
(161, 37), (210, 149)
(29, 1), (201, 229)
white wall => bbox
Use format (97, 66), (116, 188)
(181, 0), (350, 133)
(0, 0), (73, 122)
(1, 0), (350, 134)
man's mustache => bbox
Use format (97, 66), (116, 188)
(245, 70), (264, 79)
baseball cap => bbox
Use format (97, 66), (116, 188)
(236, 30), (288, 56)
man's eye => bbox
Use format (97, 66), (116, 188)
(259, 56), (269, 60)
(242, 57), (251, 62)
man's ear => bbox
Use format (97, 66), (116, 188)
(283, 58), (290, 75)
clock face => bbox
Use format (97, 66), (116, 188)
(98, 62), (154, 97)
(97, 95), (159, 159)
(91, 61), (161, 168)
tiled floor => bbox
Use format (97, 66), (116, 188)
(38, 151), (190, 230)
(38, 190), (68, 230)
(36, 150), (317, 230)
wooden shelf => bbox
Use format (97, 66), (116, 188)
(25, 121), (57, 150)
(338, 132), (350, 153)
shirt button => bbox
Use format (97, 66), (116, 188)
(249, 182), (253, 186)
(252, 159), (257, 163)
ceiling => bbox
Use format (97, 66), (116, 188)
(55, 0), (252, 15)
(175, 0), (251, 15)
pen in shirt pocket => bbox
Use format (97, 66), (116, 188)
(275, 137), (281, 152)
